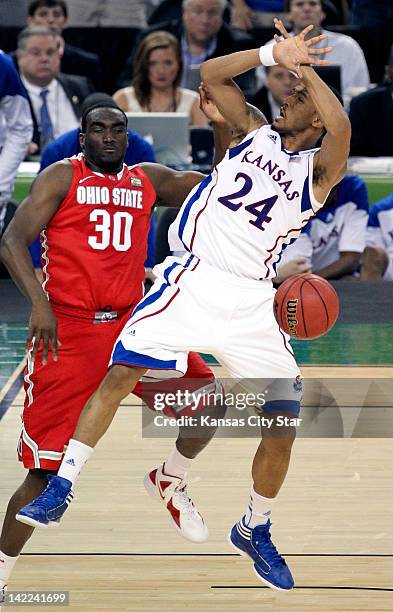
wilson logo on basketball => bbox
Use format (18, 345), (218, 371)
(286, 299), (299, 336)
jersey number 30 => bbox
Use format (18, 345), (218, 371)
(88, 209), (133, 251)
(218, 172), (278, 231)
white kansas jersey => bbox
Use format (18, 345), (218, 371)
(366, 194), (393, 256)
(366, 194), (393, 280)
(168, 124), (323, 280)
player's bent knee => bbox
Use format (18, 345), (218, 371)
(363, 246), (389, 273)
(102, 364), (146, 401)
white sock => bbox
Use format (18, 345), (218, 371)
(57, 439), (94, 486)
(164, 446), (192, 479)
(0, 550), (19, 592)
(244, 486), (275, 528)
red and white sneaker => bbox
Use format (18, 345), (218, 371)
(144, 464), (209, 543)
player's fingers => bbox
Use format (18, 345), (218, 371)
(41, 331), (49, 365)
(308, 47), (332, 55)
(306, 33), (327, 46)
(299, 24), (314, 39)
(25, 326), (35, 352)
(273, 17), (290, 38)
(52, 331), (59, 362)
(309, 58), (331, 66)
(30, 332), (41, 362)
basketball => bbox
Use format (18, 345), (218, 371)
(274, 274), (340, 339)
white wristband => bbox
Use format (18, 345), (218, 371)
(259, 43), (278, 67)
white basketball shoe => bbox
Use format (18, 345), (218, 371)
(144, 464), (208, 543)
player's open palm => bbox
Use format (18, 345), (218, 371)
(272, 18), (332, 77)
(27, 300), (58, 365)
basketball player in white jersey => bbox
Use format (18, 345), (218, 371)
(278, 174), (368, 280)
(361, 193), (393, 280)
(17, 20), (351, 590)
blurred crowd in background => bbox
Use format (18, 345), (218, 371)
(0, 0), (392, 284)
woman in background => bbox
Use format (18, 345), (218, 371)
(113, 31), (208, 127)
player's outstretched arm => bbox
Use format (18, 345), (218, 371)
(273, 18), (350, 204)
(0, 161), (73, 362)
(302, 65), (351, 202)
(199, 83), (232, 167)
(200, 23), (331, 138)
(141, 163), (205, 208)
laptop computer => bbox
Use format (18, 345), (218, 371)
(185, 65), (202, 92)
(126, 112), (189, 165)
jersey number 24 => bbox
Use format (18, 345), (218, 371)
(218, 172), (278, 230)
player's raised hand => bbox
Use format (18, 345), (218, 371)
(26, 300), (58, 365)
(199, 83), (226, 125)
(272, 17), (332, 77)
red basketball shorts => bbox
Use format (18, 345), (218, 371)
(19, 309), (215, 471)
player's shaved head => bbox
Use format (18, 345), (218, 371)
(82, 105), (127, 133)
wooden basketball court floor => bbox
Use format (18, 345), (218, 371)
(1, 359), (393, 611)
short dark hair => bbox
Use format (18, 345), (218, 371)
(28, 0), (68, 18)
(81, 103), (128, 133)
(81, 93), (117, 117)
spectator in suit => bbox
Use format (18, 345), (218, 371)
(26, 0), (101, 88)
(29, 93), (157, 276)
(277, 175), (369, 281)
(113, 31), (208, 126)
(349, 45), (393, 157)
(16, 26), (94, 152)
(360, 194), (393, 281)
(250, 65), (297, 123)
(256, 0), (370, 106)
(0, 51), (33, 276)
(117, 0), (254, 93)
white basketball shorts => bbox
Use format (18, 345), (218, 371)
(111, 254), (303, 415)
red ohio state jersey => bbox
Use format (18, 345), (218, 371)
(41, 153), (156, 313)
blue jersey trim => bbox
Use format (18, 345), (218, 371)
(178, 175), (213, 250)
(111, 341), (177, 370)
(272, 235), (299, 276)
(228, 136), (254, 160)
(131, 281), (169, 319)
(368, 194), (393, 228)
(300, 175), (312, 213)
(0, 52), (28, 99)
(263, 399), (301, 417)
(131, 254), (194, 318)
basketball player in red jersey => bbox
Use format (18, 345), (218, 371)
(0, 95), (230, 595)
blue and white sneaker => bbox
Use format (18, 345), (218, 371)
(229, 516), (294, 591)
(16, 475), (73, 529)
